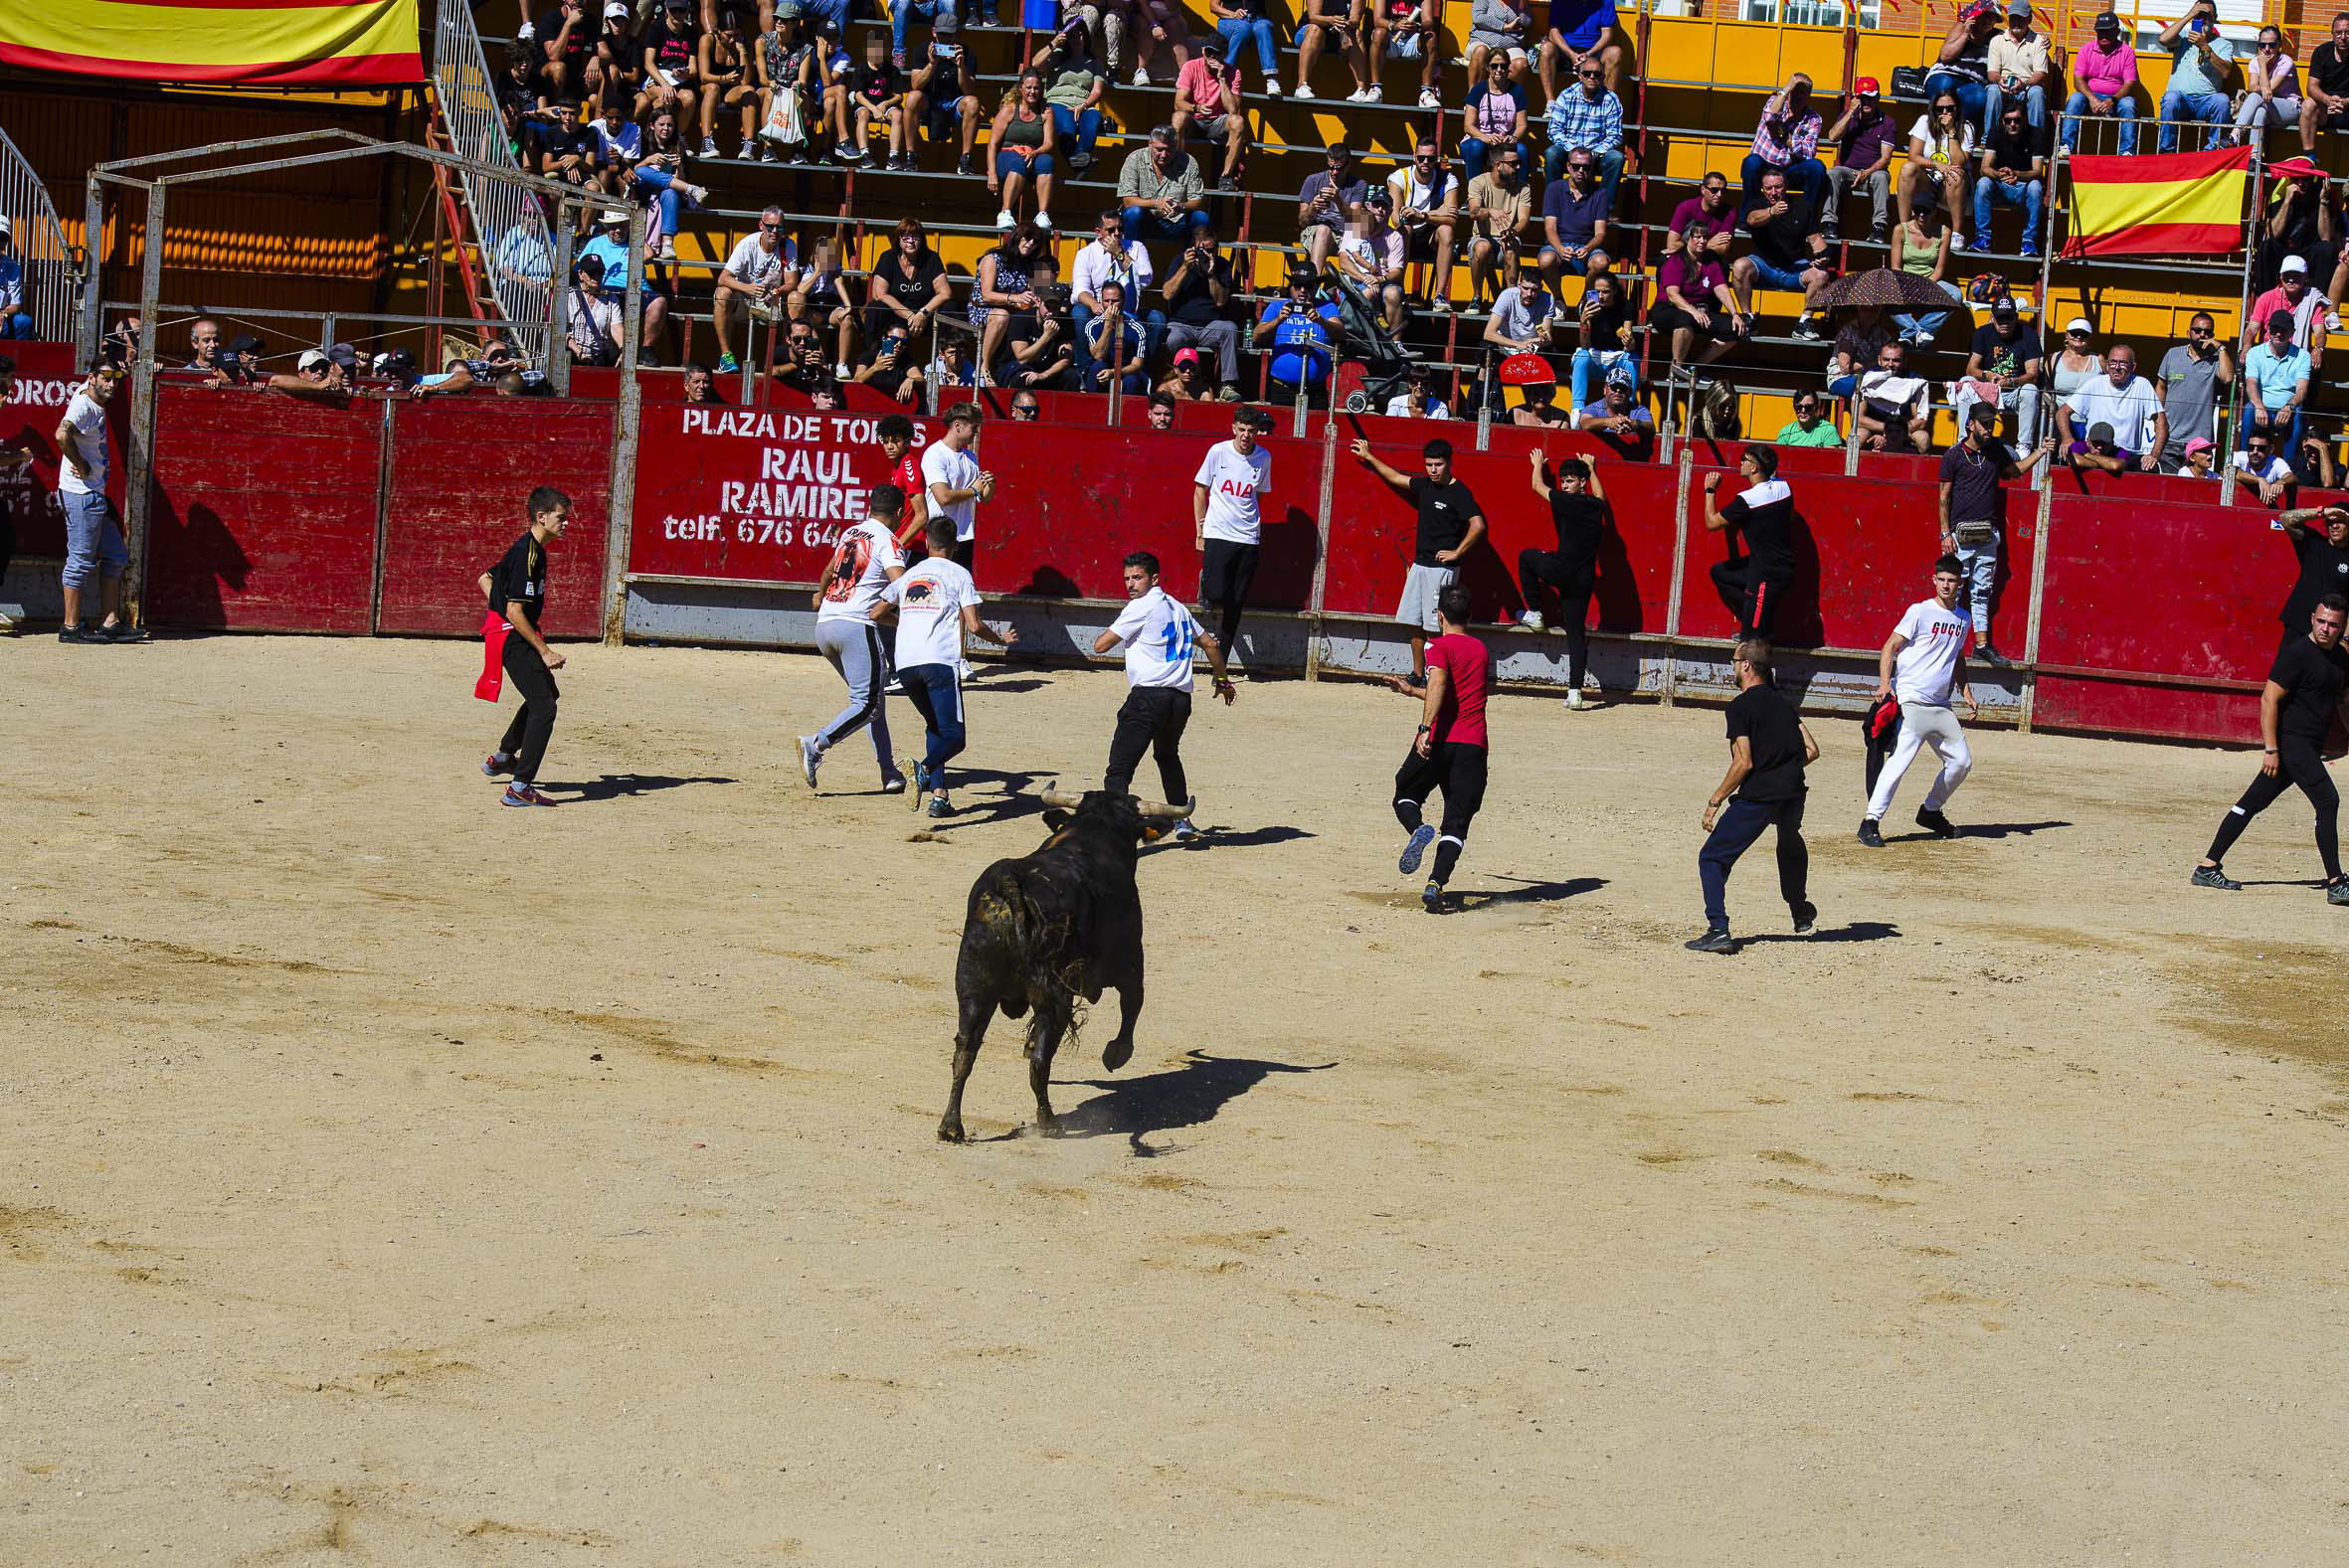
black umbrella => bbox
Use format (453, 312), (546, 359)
(1819, 266), (1965, 312)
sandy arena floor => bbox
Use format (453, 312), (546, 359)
(5, 634), (2348, 1565)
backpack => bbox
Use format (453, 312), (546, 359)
(1963, 272), (2011, 306)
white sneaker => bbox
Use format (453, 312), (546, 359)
(699, 136), (719, 157)
(1034, 209), (1052, 230)
(995, 209), (1015, 229)
(1417, 87), (1440, 108)
(2331, 310), (2344, 334)
(1564, 689), (1586, 711)
(834, 361), (851, 379)
(1293, 83), (1313, 99)
(1948, 232), (1967, 252)
(1350, 87), (1379, 102)
(1519, 610), (1545, 631)
(1264, 81), (1283, 96)
(1133, 64), (1151, 85)
(798, 734), (823, 786)
(1171, 817), (1200, 841)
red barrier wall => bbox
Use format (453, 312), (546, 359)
(146, 385), (383, 632)
(377, 399), (615, 638)
(3, 343), (125, 558)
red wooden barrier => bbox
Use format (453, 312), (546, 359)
(145, 385), (382, 632)
(377, 399), (615, 638)
(3, 342), (124, 559)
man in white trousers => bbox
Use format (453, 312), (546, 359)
(1860, 555), (1979, 847)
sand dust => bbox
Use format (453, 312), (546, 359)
(5, 635), (2348, 1565)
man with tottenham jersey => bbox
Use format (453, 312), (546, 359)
(872, 515), (1018, 818)
(1860, 555), (1978, 847)
(1193, 407), (1273, 661)
(799, 483), (910, 792)
(1094, 550), (1237, 841)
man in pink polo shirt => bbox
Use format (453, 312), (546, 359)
(2064, 9), (2139, 154)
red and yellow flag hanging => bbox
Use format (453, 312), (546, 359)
(0, 0), (422, 88)
(2062, 144), (2254, 259)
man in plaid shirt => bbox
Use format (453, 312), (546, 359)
(1739, 72), (1826, 210)
(1543, 60), (1622, 195)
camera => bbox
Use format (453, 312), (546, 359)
(1038, 282), (1072, 311)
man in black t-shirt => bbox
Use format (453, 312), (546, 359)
(476, 485), (576, 808)
(1730, 169), (1833, 340)
(1352, 436), (1488, 683)
(1518, 449), (1608, 708)
(1703, 444), (1796, 639)
(1161, 229), (1242, 399)
(534, 0), (598, 97)
(1971, 103), (2046, 257)
(2193, 595), (2349, 902)
(2275, 503), (2349, 648)
(1690, 638), (1820, 952)
(2304, 15), (2349, 146)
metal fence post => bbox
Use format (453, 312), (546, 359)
(81, 178), (105, 370)
(548, 213), (575, 397)
(123, 181), (166, 629)
(602, 206), (647, 645)
(1661, 440), (1693, 707)
(1305, 411), (1337, 682)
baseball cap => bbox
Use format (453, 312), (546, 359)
(297, 348), (329, 371)
(1992, 296), (2018, 319)
(604, 1), (628, 14)
(2086, 421), (2116, 444)
(2006, 1), (2030, 19)
(225, 333), (265, 355)
(2093, 8), (2119, 29)
(2268, 308), (2297, 334)
(2183, 436), (2216, 455)
(2065, 315), (2093, 334)
(324, 342), (358, 369)
(2281, 254), (2308, 275)
(1366, 186), (1393, 208)
(0, 216), (11, 239)
(1603, 362), (1636, 389)
(1854, 76), (1880, 95)
(372, 348), (417, 376)
(1173, 347), (1200, 367)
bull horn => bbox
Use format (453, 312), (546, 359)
(1135, 796), (1194, 822)
(1040, 782), (1084, 809)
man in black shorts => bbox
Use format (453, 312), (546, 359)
(2274, 502), (2349, 654)
(2193, 593), (2349, 904)
(1517, 447), (1609, 710)
(476, 485), (575, 808)
(1389, 585), (1492, 914)
(1689, 637), (1820, 953)
(1703, 444), (1795, 639)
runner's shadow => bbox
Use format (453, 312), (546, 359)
(930, 768), (1048, 828)
(1453, 875), (1607, 909)
(964, 676), (1052, 694)
(2234, 877), (2328, 888)
(555, 773), (737, 802)
(1743, 920), (1901, 945)
(1051, 1050), (1337, 1155)
(1146, 823), (1317, 853)
(1954, 819), (2072, 838)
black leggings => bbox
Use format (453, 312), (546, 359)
(497, 636), (560, 784)
(1393, 740), (1488, 885)
(1712, 559), (1789, 639)
(1105, 685), (1192, 803)
(1199, 539), (1258, 651)
(1519, 549), (1595, 688)
(2205, 737), (2343, 881)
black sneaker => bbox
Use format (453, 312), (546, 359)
(1684, 927), (1734, 954)
(57, 622), (99, 644)
(1914, 807), (1957, 839)
(2190, 864), (2241, 891)
(1978, 644), (2014, 668)
(1791, 901), (1817, 936)
(1216, 174), (1240, 192)
(1857, 818), (1885, 848)
(1420, 880), (1445, 914)
(2327, 876), (2349, 906)
(98, 619), (149, 643)
(956, 155), (977, 176)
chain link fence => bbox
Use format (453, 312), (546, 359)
(433, 0), (557, 362)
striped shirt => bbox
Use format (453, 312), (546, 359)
(1545, 85), (1622, 153)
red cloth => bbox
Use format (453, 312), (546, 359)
(475, 610), (510, 702)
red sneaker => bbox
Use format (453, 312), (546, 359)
(500, 784), (557, 807)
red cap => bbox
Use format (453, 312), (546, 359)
(1855, 76), (1880, 94)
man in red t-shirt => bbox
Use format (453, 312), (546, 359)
(879, 413), (932, 554)
(1388, 583), (1492, 913)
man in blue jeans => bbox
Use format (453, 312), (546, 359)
(1116, 126), (1211, 245)
(872, 515), (1017, 817)
(889, 0), (942, 67)
(1971, 102), (2046, 258)
(2158, 0), (2235, 152)
(1922, 3), (1996, 130)
(1687, 637), (1818, 955)
(53, 361), (146, 644)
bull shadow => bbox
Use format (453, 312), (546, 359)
(1051, 1049), (1336, 1155)
(552, 773), (737, 802)
(1450, 874), (1606, 910)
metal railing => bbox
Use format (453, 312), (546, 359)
(432, 0), (557, 361)
(0, 125), (78, 343)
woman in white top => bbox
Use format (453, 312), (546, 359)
(2047, 319), (2101, 402)
(1903, 92), (1977, 250)
(2235, 25), (2301, 142)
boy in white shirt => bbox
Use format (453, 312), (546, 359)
(872, 515), (1017, 817)
(800, 482), (910, 792)
(919, 400), (994, 568)
(1093, 549), (1236, 839)
(1860, 555), (1979, 847)
(1192, 408), (1273, 658)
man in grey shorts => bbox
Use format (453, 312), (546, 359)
(1351, 435), (1487, 684)
(799, 484), (911, 793)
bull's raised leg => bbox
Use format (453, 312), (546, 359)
(939, 991), (996, 1143)
(1101, 979), (1142, 1072)
(1028, 1001), (1071, 1136)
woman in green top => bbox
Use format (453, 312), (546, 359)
(1774, 388), (1843, 446)
(1032, 23), (1108, 171)
(1888, 201), (1963, 347)
(989, 69), (1059, 230)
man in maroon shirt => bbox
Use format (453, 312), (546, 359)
(1389, 584), (1493, 913)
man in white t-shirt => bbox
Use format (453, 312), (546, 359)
(872, 515), (1017, 817)
(711, 206), (798, 374)
(2056, 341), (2166, 469)
(800, 482), (911, 792)
(1092, 549), (1236, 840)
(53, 362), (143, 643)
(1191, 408), (1273, 660)
(919, 401), (994, 569)
(1859, 555), (1979, 848)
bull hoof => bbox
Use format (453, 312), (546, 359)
(1101, 1037), (1134, 1071)
(1034, 1114), (1065, 1137)
(938, 1118), (967, 1142)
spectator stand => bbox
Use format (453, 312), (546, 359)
(0, 125), (76, 341)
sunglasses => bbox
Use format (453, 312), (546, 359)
(1577, 68), (1601, 78)
(1569, 160), (1591, 170)
(759, 221), (782, 231)
(1935, 101), (1959, 111)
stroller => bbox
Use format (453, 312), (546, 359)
(1319, 265), (1426, 414)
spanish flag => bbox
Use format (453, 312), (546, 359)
(2062, 144), (2254, 260)
(0, 0), (422, 88)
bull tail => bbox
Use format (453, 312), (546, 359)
(968, 867), (1088, 1047)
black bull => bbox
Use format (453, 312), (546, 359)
(938, 788), (1187, 1141)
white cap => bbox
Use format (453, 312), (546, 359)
(604, 2), (629, 15)
(2281, 254), (2308, 274)
(0, 215), (11, 238)
(297, 348), (328, 370)
(2065, 315), (2093, 334)
(598, 208), (631, 226)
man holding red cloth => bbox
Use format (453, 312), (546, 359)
(476, 486), (574, 807)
